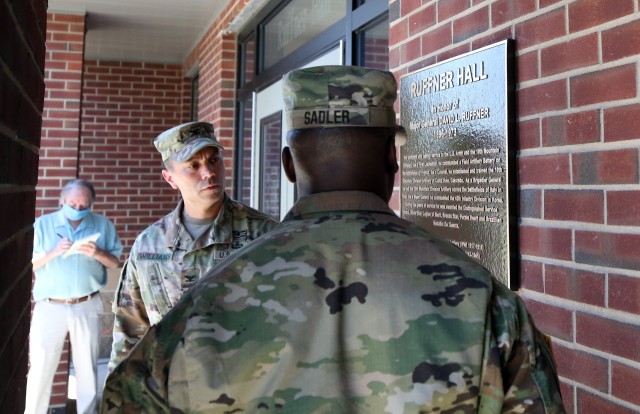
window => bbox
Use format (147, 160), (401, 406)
(356, 17), (389, 70)
(235, 95), (254, 205)
(259, 112), (282, 218)
(263, 0), (345, 69)
(240, 33), (256, 86)
(233, 0), (389, 203)
(190, 74), (199, 121)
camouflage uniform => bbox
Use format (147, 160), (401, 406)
(102, 191), (565, 413)
(108, 194), (278, 370)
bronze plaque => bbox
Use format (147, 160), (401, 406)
(400, 40), (516, 287)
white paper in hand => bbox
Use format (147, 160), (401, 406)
(62, 232), (100, 258)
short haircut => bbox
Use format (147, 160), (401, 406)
(61, 179), (96, 204)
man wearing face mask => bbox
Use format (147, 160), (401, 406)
(26, 179), (122, 414)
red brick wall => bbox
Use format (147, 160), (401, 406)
(80, 60), (189, 251)
(389, 1), (640, 412)
(40, 19), (190, 254)
(184, 0), (243, 194)
(0, 0), (48, 412)
(38, 13), (86, 216)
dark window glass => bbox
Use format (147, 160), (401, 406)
(242, 35), (256, 85)
(263, 0), (345, 69)
(236, 96), (253, 205)
(259, 112), (282, 218)
(358, 18), (388, 70)
(190, 74), (199, 121)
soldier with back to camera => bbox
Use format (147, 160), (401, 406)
(102, 66), (565, 413)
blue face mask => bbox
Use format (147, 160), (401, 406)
(61, 204), (90, 221)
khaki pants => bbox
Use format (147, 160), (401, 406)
(24, 295), (102, 414)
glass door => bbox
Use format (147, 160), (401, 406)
(251, 46), (343, 219)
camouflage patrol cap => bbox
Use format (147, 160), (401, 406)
(283, 65), (398, 130)
(153, 121), (224, 162)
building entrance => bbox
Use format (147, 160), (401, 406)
(251, 46), (343, 219)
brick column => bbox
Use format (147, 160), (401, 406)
(38, 12), (86, 216)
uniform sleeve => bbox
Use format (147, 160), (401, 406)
(102, 294), (192, 414)
(102, 325), (170, 413)
(482, 280), (566, 413)
(108, 254), (151, 372)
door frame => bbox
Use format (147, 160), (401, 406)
(251, 44), (343, 219)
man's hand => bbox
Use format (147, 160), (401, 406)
(76, 240), (99, 258)
(53, 237), (73, 257)
(76, 241), (121, 269)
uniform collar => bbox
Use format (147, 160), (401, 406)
(165, 194), (233, 249)
(283, 191), (394, 221)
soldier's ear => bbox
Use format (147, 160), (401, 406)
(387, 135), (399, 175)
(161, 169), (179, 190)
(282, 146), (297, 183)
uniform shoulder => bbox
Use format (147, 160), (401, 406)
(489, 278), (523, 312)
(392, 216), (495, 276)
(487, 278), (536, 353)
(227, 198), (279, 223)
(132, 212), (174, 244)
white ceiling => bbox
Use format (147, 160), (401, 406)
(48, 0), (233, 63)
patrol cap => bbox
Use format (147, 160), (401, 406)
(153, 121), (224, 162)
(283, 65), (398, 130)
